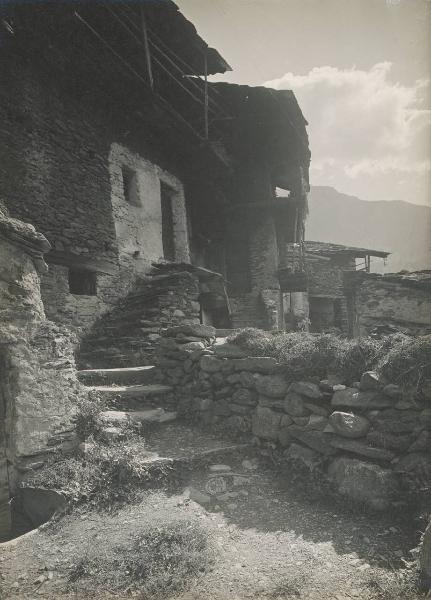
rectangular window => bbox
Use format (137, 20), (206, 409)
(160, 182), (175, 261)
(68, 269), (97, 296)
(121, 166), (140, 206)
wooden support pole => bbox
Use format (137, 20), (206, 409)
(204, 51), (209, 139)
(141, 7), (154, 91)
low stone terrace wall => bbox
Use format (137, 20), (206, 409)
(154, 325), (431, 511)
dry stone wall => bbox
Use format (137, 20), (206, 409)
(155, 328), (431, 511)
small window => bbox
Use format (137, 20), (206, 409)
(68, 269), (97, 296)
(121, 166), (140, 206)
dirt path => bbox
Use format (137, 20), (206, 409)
(0, 457), (423, 600)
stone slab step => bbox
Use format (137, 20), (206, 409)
(78, 366), (157, 386)
(88, 384), (173, 400)
(100, 408), (177, 425)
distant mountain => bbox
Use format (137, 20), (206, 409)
(306, 186), (431, 273)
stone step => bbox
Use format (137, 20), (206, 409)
(78, 366), (157, 386)
(100, 408), (177, 426)
(88, 384), (173, 400)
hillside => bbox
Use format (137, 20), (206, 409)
(306, 186), (431, 272)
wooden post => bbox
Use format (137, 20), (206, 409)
(204, 51), (209, 139)
(140, 7), (154, 91)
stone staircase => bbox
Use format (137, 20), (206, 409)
(77, 364), (178, 428)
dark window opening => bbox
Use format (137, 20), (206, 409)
(68, 269), (97, 296)
(122, 166), (140, 206)
(160, 182), (175, 261)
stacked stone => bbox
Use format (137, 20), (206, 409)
(155, 334), (431, 510)
(78, 269), (201, 369)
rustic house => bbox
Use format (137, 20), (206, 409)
(0, 1), (310, 537)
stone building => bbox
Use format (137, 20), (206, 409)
(0, 1), (310, 354)
(0, 0), (310, 535)
(284, 241), (389, 335)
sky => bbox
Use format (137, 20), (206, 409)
(177, 0), (431, 206)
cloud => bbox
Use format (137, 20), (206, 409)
(264, 63), (431, 183)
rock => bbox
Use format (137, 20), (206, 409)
(371, 409), (421, 433)
(213, 400), (232, 416)
(230, 403), (252, 415)
(329, 412), (370, 439)
(242, 458), (259, 471)
(359, 371), (381, 391)
(319, 379), (335, 393)
(252, 406), (281, 440)
(196, 397), (213, 411)
(180, 341), (205, 353)
(284, 443), (321, 470)
(293, 416), (309, 426)
(21, 488), (67, 528)
(420, 409), (431, 429)
(258, 395), (286, 410)
(99, 426), (124, 442)
(420, 519), (431, 586)
(305, 402), (329, 417)
(278, 427), (293, 447)
(166, 324), (216, 338)
(328, 457), (398, 511)
(395, 397), (421, 410)
(393, 453), (431, 477)
(383, 384), (402, 399)
(332, 389), (392, 410)
(288, 381), (323, 400)
(366, 430), (412, 452)
(239, 371), (257, 388)
(231, 388), (257, 406)
(255, 374), (288, 398)
(209, 464), (232, 473)
(280, 414), (293, 427)
(330, 437), (395, 462)
(408, 430), (431, 453)
(226, 415), (251, 433)
(99, 410), (130, 425)
(304, 415), (328, 431)
(214, 343), (247, 358)
(189, 487), (211, 505)
(200, 355), (224, 373)
(284, 392), (307, 417)
(231, 357), (278, 373)
(288, 427), (336, 455)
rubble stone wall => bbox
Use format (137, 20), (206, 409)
(0, 210), (86, 539)
(356, 278), (431, 336)
(155, 326), (431, 511)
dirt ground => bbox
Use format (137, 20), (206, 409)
(0, 452), (425, 600)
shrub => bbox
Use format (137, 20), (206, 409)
(74, 390), (106, 440)
(378, 334), (431, 390)
(228, 328), (411, 384)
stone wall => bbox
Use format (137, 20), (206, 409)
(354, 274), (431, 337)
(155, 327), (431, 512)
(0, 209), (86, 540)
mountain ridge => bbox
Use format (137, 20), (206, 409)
(306, 186), (431, 273)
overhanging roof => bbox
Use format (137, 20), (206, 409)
(304, 241), (390, 259)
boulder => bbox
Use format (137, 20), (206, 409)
(231, 388), (257, 406)
(329, 411), (370, 439)
(330, 437), (395, 462)
(383, 383), (402, 399)
(293, 416), (309, 427)
(305, 402), (330, 417)
(420, 409), (431, 429)
(214, 343), (247, 359)
(328, 457), (398, 511)
(226, 415), (251, 433)
(252, 406), (281, 440)
(255, 375), (288, 397)
(332, 388), (392, 410)
(371, 409), (421, 433)
(284, 443), (321, 471)
(230, 403), (253, 415)
(408, 430), (431, 453)
(278, 427), (293, 447)
(359, 371), (381, 391)
(258, 396), (287, 410)
(231, 357), (278, 373)
(200, 355), (224, 373)
(366, 430), (412, 452)
(288, 382), (323, 401)
(288, 427), (336, 456)
(393, 453), (431, 478)
(284, 392), (307, 417)
(239, 371), (257, 389)
(166, 324), (216, 338)
(304, 415), (328, 431)
(180, 341), (205, 353)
